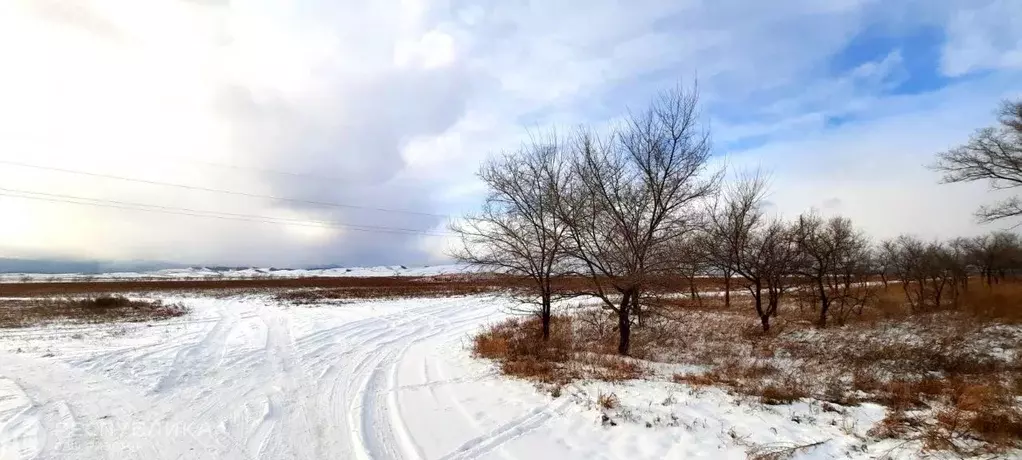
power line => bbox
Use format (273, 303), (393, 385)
(180, 157), (353, 184)
(0, 159), (453, 219)
(0, 187), (451, 237)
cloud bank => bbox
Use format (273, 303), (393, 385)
(0, 0), (1019, 266)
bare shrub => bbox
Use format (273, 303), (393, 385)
(597, 392), (619, 409)
(745, 440), (828, 460)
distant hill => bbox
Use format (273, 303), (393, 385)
(0, 258), (469, 279)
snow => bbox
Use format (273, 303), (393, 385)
(0, 264), (472, 283)
(0, 294), (946, 459)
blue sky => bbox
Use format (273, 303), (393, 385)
(0, 0), (1020, 266)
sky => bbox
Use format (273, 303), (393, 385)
(0, 0), (1020, 267)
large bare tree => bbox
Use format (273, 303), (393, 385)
(933, 99), (1022, 222)
(449, 136), (569, 340)
(558, 84), (718, 355)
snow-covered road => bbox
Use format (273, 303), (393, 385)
(1, 294), (904, 460)
(0, 295), (673, 459)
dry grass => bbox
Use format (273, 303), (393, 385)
(959, 281), (1022, 322)
(745, 440), (829, 460)
(475, 280), (1022, 454)
(0, 295), (188, 327)
(472, 315), (644, 384)
(0, 274), (733, 298)
(758, 383), (809, 405)
(597, 392), (619, 409)
(870, 381), (1022, 455)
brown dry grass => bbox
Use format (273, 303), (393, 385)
(472, 315), (644, 385)
(758, 383), (809, 405)
(476, 280), (1022, 454)
(597, 392), (619, 409)
(0, 274), (732, 298)
(0, 295), (188, 327)
(959, 281), (1022, 322)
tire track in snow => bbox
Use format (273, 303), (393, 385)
(2, 294), (517, 460)
(0, 353), (199, 460)
(151, 300), (240, 394)
(342, 301), (497, 460)
(0, 378), (45, 460)
(437, 401), (570, 460)
(246, 303), (319, 460)
(352, 333), (427, 460)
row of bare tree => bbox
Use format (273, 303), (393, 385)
(451, 84), (1022, 356)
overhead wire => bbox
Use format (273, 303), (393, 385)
(0, 159), (453, 219)
(0, 187), (452, 237)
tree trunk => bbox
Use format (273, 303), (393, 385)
(688, 277), (701, 306)
(818, 297), (830, 328)
(767, 288), (781, 322)
(617, 290), (632, 356)
(752, 282), (768, 332)
(724, 272), (731, 308)
(634, 290), (644, 327)
(541, 293), (551, 341)
(817, 277), (829, 328)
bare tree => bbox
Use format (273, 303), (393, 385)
(697, 227), (736, 308)
(964, 231), (1022, 287)
(756, 221), (800, 331)
(876, 239), (899, 289)
(705, 172), (769, 310)
(794, 213), (872, 327)
(558, 84), (718, 355)
(707, 172), (797, 332)
(888, 236), (956, 312)
(449, 136), (569, 340)
(933, 99), (1022, 222)
(670, 235), (710, 307)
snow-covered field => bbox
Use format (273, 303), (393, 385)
(0, 264), (470, 283)
(1, 294), (917, 459)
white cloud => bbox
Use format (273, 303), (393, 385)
(730, 73), (1022, 240)
(0, 0), (1019, 266)
(941, 0), (1022, 76)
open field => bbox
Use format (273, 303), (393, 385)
(0, 276), (1019, 459)
(0, 274), (729, 298)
